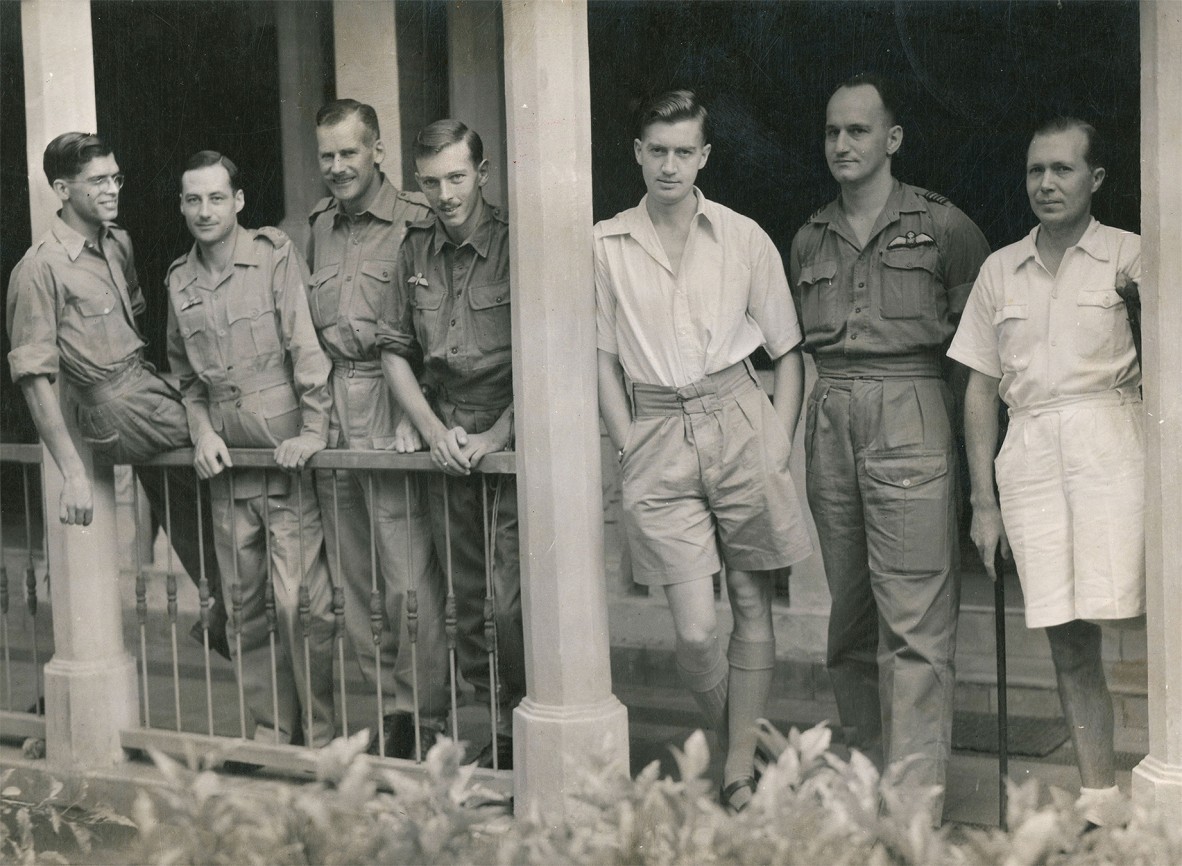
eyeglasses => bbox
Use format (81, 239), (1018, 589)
(67, 173), (125, 191)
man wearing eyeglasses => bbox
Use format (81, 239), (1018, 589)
(6, 132), (229, 658)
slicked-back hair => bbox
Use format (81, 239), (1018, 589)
(413, 119), (484, 167)
(635, 89), (710, 144)
(316, 99), (381, 143)
(182, 150), (242, 193)
(1032, 116), (1103, 169)
(43, 132), (113, 186)
(833, 74), (900, 127)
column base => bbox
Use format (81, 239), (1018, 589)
(44, 654), (138, 771)
(1132, 755), (1182, 820)
(513, 694), (629, 823)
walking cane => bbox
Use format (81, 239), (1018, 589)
(994, 550), (1009, 831)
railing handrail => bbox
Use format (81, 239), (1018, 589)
(0, 444), (516, 474)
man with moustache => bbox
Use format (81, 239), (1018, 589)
(6, 132), (228, 658)
(596, 90), (814, 812)
(307, 99), (450, 759)
(789, 74), (990, 817)
(951, 118), (1142, 826)
(166, 150), (336, 747)
(377, 119), (523, 770)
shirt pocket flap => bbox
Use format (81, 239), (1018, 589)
(1077, 289), (1123, 309)
(360, 260), (395, 283)
(882, 247), (939, 273)
(797, 260), (837, 286)
(864, 452), (948, 490)
(468, 280), (510, 311)
(993, 303), (1028, 324)
(257, 383), (300, 420)
(226, 292), (265, 323)
(73, 293), (115, 317)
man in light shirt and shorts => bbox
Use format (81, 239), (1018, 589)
(596, 90), (813, 813)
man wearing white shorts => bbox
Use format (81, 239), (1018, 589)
(950, 117), (1143, 826)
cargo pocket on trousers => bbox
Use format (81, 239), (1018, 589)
(863, 451), (950, 574)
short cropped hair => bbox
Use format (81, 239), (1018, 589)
(316, 99), (381, 143)
(182, 150), (242, 192)
(43, 132), (113, 186)
(833, 74), (900, 127)
(413, 119), (484, 167)
(1032, 116), (1103, 169)
(635, 90), (710, 144)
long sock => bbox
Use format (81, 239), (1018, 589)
(676, 636), (729, 753)
(724, 636), (775, 788)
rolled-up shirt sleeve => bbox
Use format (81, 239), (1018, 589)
(376, 242), (424, 363)
(594, 233), (620, 356)
(165, 299), (216, 442)
(6, 258), (62, 383)
(272, 240), (331, 442)
(747, 229), (802, 361)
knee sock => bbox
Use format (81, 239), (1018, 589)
(724, 636), (776, 785)
(676, 636), (729, 753)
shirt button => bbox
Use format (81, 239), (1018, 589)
(235, 400), (242, 408)
(456, 289), (463, 297)
(1050, 340), (1057, 347)
(103, 307), (111, 314)
(352, 237), (360, 245)
(450, 319), (456, 326)
(850, 334), (858, 340)
(346, 275), (353, 282)
(450, 346), (458, 354)
(902, 478), (911, 488)
(858, 282), (865, 288)
(495, 296), (503, 303)
(218, 329), (226, 336)
(854, 307), (862, 313)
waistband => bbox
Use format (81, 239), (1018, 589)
(332, 359), (383, 378)
(631, 360), (758, 417)
(1008, 387), (1141, 419)
(435, 381), (514, 413)
(815, 352), (942, 380)
(73, 356), (153, 406)
(207, 367), (293, 403)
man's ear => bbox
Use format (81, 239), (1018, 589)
(373, 138), (386, 166)
(886, 125), (903, 157)
(698, 142), (712, 169)
(52, 179), (71, 204)
(634, 138), (644, 166)
(1090, 165), (1106, 193)
(234, 189), (245, 214)
(477, 158), (490, 188)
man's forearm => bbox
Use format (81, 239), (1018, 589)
(964, 370), (1003, 508)
(597, 350), (632, 451)
(381, 352), (447, 441)
(771, 346), (805, 442)
(20, 376), (86, 481)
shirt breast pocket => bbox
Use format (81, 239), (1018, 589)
(309, 263), (340, 331)
(468, 280), (511, 355)
(1074, 288), (1124, 361)
(796, 260), (840, 334)
(226, 291), (281, 359)
(993, 304), (1031, 373)
(880, 247), (939, 319)
(358, 260), (396, 315)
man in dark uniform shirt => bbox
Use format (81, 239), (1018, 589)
(789, 75), (990, 820)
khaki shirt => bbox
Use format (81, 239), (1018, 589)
(789, 181), (990, 365)
(377, 201), (512, 411)
(306, 175), (431, 362)
(165, 224), (331, 452)
(594, 188), (802, 388)
(948, 219), (1141, 410)
(7, 216), (146, 387)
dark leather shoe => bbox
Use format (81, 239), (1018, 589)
(188, 602), (231, 661)
(476, 735), (513, 770)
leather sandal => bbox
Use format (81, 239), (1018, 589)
(719, 776), (756, 814)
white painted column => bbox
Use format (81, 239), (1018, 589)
(21, 0), (138, 769)
(503, 0), (629, 823)
(275, 1), (327, 251)
(447, 0), (507, 207)
(332, 0), (403, 184)
(1132, 0), (1182, 820)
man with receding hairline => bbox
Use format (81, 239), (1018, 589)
(790, 74), (990, 818)
(307, 99), (450, 759)
(166, 150), (336, 748)
(951, 117), (1143, 826)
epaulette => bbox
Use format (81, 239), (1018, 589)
(165, 253), (189, 283)
(255, 226), (290, 247)
(406, 215), (436, 232)
(307, 195), (336, 225)
(490, 204), (509, 223)
(397, 189), (431, 209)
(920, 190), (951, 206)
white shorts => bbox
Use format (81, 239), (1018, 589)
(995, 396), (1145, 629)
